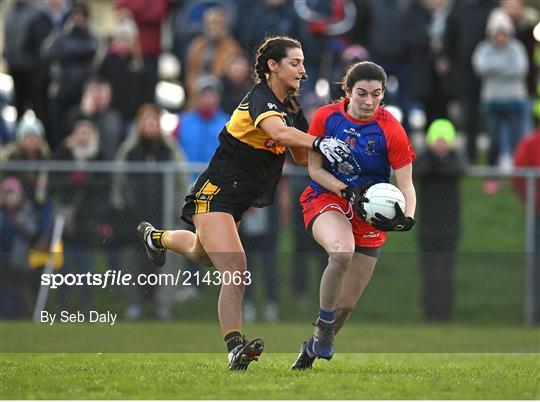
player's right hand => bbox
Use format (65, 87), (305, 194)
(371, 202), (415, 232)
(312, 137), (351, 163)
(340, 184), (370, 219)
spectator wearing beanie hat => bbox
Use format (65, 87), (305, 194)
(1, 112), (50, 163)
(0, 175), (39, 318)
(414, 119), (465, 321)
(473, 8), (529, 195)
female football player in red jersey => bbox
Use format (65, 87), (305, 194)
(291, 61), (417, 369)
(136, 36), (351, 370)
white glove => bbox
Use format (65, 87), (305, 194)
(312, 137), (351, 163)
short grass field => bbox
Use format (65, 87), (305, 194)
(1, 322), (539, 399)
(2, 352), (538, 399)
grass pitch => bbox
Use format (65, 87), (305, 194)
(1, 353), (538, 399)
(1, 322), (539, 399)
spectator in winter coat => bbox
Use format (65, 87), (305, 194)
(1, 113), (53, 264)
(174, 75), (229, 183)
(439, 0), (498, 164)
(1, 113), (51, 207)
(0, 176), (39, 318)
(3, 0), (39, 121)
(402, 0), (453, 124)
(115, 0), (168, 103)
(22, 0), (71, 137)
(43, 3), (100, 149)
(501, 0), (539, 132)
(98, 17), (147, 133)
(219, 55), (253, 115)
(66, 76), (124, 160)
(184, 7), (242, 107)
(170, 0), (238, 71)
(414, 119), (464, 321)
(472, 8), (529, 194)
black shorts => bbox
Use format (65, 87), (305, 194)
(181, 158), (259, 225)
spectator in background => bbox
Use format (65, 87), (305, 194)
(170, 0), (238, 71)
(239, 0), (303, 57)
(4, 0), (39, 121)
(220, 55), (253, 115)
(473, 8), (529, 195)
(414, 119), (464, 321)
(112, 104), (187, 320)
(512, 127), (540, 324)
(184, 7), (242, 107)
(66, 77), (124, 160)
(43, 3), (100, 149)
(403, 0), (453, 125)
(1, 113), (51, 206)
(98, 16), (146, 135)
(174, 75), (229, 184)
(500, 0), (539, 132)
(1, 114), (53, 270)
(439, 0), (497, 164)
(0, 177), (39, 319)
(294, 0), (358, 96)
(1, 114), (50, 163)
(23, 0), (71, 137)
(115, 0), (168, 103)
(330, 44), (371, 100)
(353, 0), (413, 129)
(51, 119), (106, 314)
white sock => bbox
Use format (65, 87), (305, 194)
(146, 232), (161, 251)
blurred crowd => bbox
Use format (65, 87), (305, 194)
(1, 0), (539, 322)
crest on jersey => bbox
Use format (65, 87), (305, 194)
(267, 103), (278, 110)
(337, 161), (355, 174)
(365, 140), (376, 154)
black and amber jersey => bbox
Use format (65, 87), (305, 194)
(208, 82), (308, 207)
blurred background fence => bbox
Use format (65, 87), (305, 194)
(1, 160), (538, 325)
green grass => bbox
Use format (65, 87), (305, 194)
(1, 352), (538, 399)
(1, 322), (539, 399)
(1, 178), (535, 399)
(2, 322), (539, 353)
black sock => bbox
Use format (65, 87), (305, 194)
(149, 230), (165, 249)
(224, 331), (244, 352)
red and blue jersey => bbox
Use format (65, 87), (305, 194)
(308, 99), (415, 193)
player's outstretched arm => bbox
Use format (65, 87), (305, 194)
(259, 116), (350, 163)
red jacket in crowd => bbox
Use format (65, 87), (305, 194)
(115, 0), (168, 57)
(513, 128), (540, 213)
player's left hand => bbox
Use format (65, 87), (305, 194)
(370, 202), (415, 231)
(340, 184), (370, 220)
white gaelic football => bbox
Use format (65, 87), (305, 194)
(363, 183), (406, 221)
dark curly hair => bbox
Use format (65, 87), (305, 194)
(253, 36), (304, 113)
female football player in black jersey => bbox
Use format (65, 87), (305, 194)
(137, 36), (350, 370)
